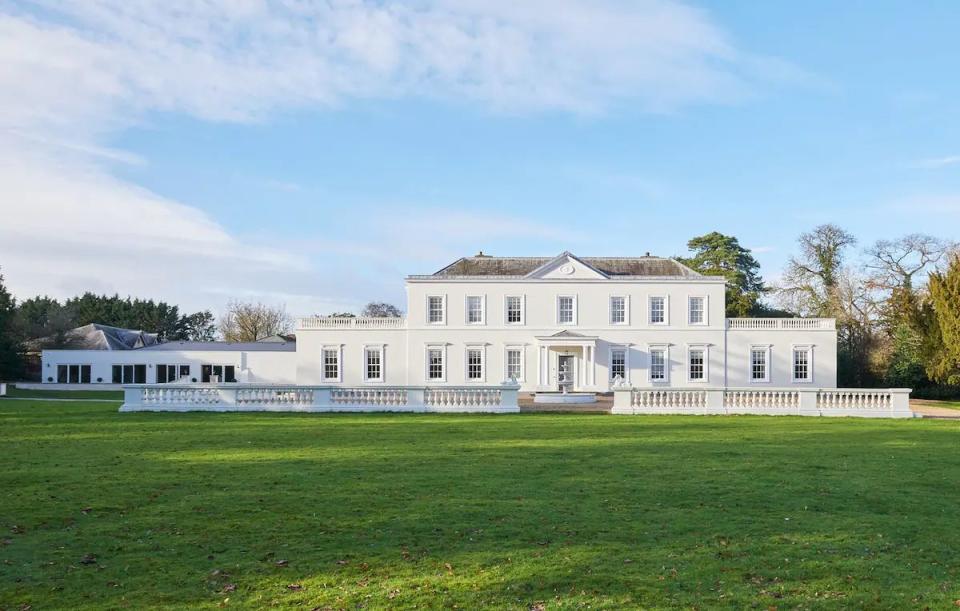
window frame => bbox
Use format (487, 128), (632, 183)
(157, 363), (190, 384)
(425, 343), (447, 383)
(112, 363), (148, 384)
(609, 345), (629, 383)
(649, 295), (669, 326)
(322, 345), (343, 383)
(465, 344), (486, 382)
(688, 295), (708, 326)
(58, 363), (91, 384)
(648, 344), (670, 383)
(426, 294), (446, 325)
(363, 344), (385, 383)
(687, 344), (709, 383)
(465, 295), (486, 325)
(791, 344), (814, 384)
(557, 294), (577, 325)
(504, 345), (525, 382)
(504, 295), (525, 325)
(609, 295), (629, 325)
(749, 344), (772, 383)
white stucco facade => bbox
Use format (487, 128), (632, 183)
(40, 253), (838, 392)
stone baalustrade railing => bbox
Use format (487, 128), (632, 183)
(297, 316), (407, 330)
(120, 383), (519, 413)
(612, 387), (912, 418)
(726, 318), (835, 330)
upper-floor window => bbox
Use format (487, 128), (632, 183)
(610, 296), (627, 325)
(427, 295), (445, 324)
(610, 348), (627, 381)
(649, 296), (667, 325)
(466, 295), (484, 324)
(688, 348), (705, 382)
(558, 295), (576, 325)
(466, 347), (484, 381)
(650, 348), (667, 381)
(322, 347), (340, 382)
(427, 347), (445, 381)
(505, 296), (524, 325)
(688, 296), (706, 325)
(751, 347), (769, 382)
(793, 347), (812, 383)
(364, 346), (383, 382)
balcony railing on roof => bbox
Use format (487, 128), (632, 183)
(298, 316), (408, 330)
(726, 318), (835, 330)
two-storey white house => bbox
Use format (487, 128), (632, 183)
(295, 252), (837, 392)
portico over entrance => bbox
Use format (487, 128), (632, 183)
(535, 330), (598, 391)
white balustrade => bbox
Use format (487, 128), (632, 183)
(297, 316), (407, 330)
(121, 382), (520, 413)
(612, 386), (911, 418)
(726, 318), (835, 330)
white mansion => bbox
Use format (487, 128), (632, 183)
(43, 252), (838, 393)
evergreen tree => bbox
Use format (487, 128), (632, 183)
(0, 269), (22, 380)
(677, 232), (766, 317)
(927, 254), (960, 384)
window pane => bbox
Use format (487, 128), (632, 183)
(611, 349), (626, 380)
(123, 365), (134, 384)
(157, 364), (167, 384)
(366, 348), (382, 380)
(467, 296), (483, 323)
(793, 349), (809, 380)
(57, 365), (68, 383)
(751, 349), (767, 380)
(467, 349), (483, 380)
(611, 297), (625, 324)
(67, 364), (79, 384)
(650, 297), (665, 324)
(689, 349), (704, 380)
(323, 349), (339, 380)
(179, 365), (190, 380)
(134, 364), (146, 384)
(428, 349), (444, 380)
(506, 349), (522, 380)
(558, 296), (574, 323)
(506, 296), (522, 323)
(225, 366), (236, 383)
(650, 350), (666, 380)
(112, 365), (122, 384)
(81, 365), (91, 384)
(201, 365), (212, 383)
(689, 297), (704, 324)
(428, 296), (444, 323)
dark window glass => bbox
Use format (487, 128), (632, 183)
(225, 366), (236, 383)
(112, 365), (122, 383)
(134, 364), (146, 384)
(156, 365), (166, 383)
(201, 365), (212, 383)
(81, 365), (91, 384)
(57, 365), (68, 383)
(179, 365), (190, 379)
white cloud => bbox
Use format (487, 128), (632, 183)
(914, 155), (960, 169)
(0, 0), (797, 315)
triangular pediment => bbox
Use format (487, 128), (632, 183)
(524, 252), (608, 279)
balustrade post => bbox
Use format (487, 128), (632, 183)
(499, 381), (520, 412)
(889, 388), (913, 418)
(611, 386), (633, 414)
(218, 386), (237, 410)
(312, 387), (332, 410)
(407, 387), (426, 411)
(706, 389), (725, 414)
(798, 389), (818, 416)
(119, 385), (144, 412)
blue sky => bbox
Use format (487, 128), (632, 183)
(1, 1), (959, 315)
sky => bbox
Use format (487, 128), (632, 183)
(1, 0), (959, 316)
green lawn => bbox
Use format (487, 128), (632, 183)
(2, 401), (959, 610)
(3, 386), (123, 400)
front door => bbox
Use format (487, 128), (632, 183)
(557, 354), (576, 391)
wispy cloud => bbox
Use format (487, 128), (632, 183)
(749, 245), (776, 254)
(913, 155), (960, 169)
(887, 194), (960, 215)
(0, 1), (803, 313)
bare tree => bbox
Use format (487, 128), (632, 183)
(864, 234), (954, 292)
(360, 302), (403, 318)
(778, 224), (857, 317)
(219, 301), (292, 342)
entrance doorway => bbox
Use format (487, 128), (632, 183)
(557, 354), (576, 391)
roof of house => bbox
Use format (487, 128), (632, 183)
(430, 252), (701, 278)
(39, 323), (161, 351)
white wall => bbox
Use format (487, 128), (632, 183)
(725, 328), (837, 388)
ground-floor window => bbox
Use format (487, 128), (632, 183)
(157, 364), (190, 383)
(466, 347), (484, 381)
(751, 347), (769, 382)
(610, 348), (626, 381)
(57, 364), (91, 384)
(112, 364), (146, 384)
(649, 349), (667, 381)
(201, 365), (236, 383)
(364, 346), (383, 382)
(505, 348), (523, 381)
(323, 348), (340, 381)
(793, 347), (811, 382)
(688, 348), (705, 381)
(427, 348), (444, 381)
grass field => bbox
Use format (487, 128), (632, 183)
(2, 400), (959, 609)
